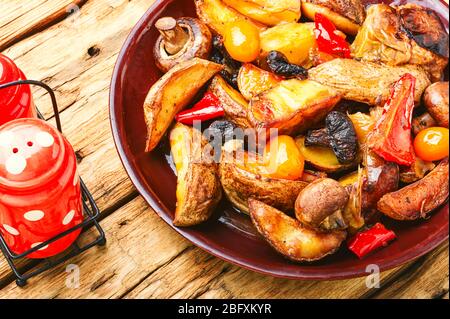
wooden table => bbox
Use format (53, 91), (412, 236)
(0, 0), (448, 299)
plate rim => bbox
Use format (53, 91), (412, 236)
(109, 0), (449, 280)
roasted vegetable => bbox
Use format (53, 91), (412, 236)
(295, 178), (348, 230)
(219, 141), (307, 214)
(378, 157), (449, 220)
(248, 79), (341, 137)
(339, 168), (365, 233)
(153, 17), (212, 73)
(144, 58), (222, 152)
(209, 75), (252, 128)
(223, 0), (301, 26)
(400, 157), (435, 184)
(266, 51), (308, 79)
(237, 63), (281, 101)
(348, 223), (396, 259)
(195, 0), (264, 38)
(301, 0), (365, 35)
(249, 199), (346, 262)
(170, 123), (222, 226)
(259, 22), (317, 68)
(211, 36), (241, 89)
(301, 169), (327, 183)
(414, 127), (449, 162)
(308, 58), (430, 106)
(351, 4), (448, 82)
(224, 20), (261, 63)
(348, 112), (375, 144)
(175, 92), (224, 125)
(424, 82), (449, 128)
(412, 112), (437, 135)
(314, 13), (351, 58)
(296, 136), (356, 173)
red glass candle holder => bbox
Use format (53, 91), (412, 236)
(0, 53), (36, 125)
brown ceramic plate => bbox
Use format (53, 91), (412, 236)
(110, 0), (449, 280)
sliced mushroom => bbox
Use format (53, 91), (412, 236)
(154, 17), (213, 73)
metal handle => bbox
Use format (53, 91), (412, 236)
(0, 79), (62, 133)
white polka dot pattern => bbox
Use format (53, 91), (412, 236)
(3, 224), (19, 236)
(24, 210), (45, 222)
(35, 132), (54, 147)
(62, 210), (76, 225)
(0, 131), (14, 147)
(5, 154), (27, 175)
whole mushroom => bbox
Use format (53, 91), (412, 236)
(153, 17), (213, 73)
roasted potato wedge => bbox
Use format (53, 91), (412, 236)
(301, 0), (365, 35)
(170, 123), (222, 226)
(223, 0), (301, 26)
(259, 22), (317, 67)
(195, 0), (264, 37)
(237, 63), (282, 101)
(209, 75), (252, 128)
(308, 59), (431, 106)
(249, 199), (347, 262)
(378, 157), (449, 221)
(249, 79), (341, 136)
(400, 157), (436, 184)
(296, 136), (356, 173)
(219, 145), (307, 214)
(144, 58), (222, 152)
(339, 169), (365, 233)
(424, 82), (449, 128)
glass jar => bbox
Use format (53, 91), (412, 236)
(0, 118), (82, 258)
(0, 53), (36, 126)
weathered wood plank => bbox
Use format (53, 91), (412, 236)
(0, 0), (87, 51)
(0, 197), (191, 298)
(371, 241), (449, 299)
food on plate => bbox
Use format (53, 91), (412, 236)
(301, 0), (366, 35)
(305, 111), (357, 164)
(348, 223), (396, 258)
(339, 168), (365, 232)
(295, 178), (348, 230)
(259, 22), (317, 67)
(210, 36), (242, 89)
(195, 0), (264, 38)
(300, 169), (327, 182)
(175, 91), (224, 125)
(400, 157), (435, 184)
(348, 112), (375, 144)
(351, 4), (448, 82)
(308, 59), (430, 106)
(224, 20), (261, 63)
(413, 127), (449, 162)
(219, 140), (307, 213)
(208, 75), (252, 128)
(223, 0), (301, 26)
(248, 79), (341, 136)
(424, 82), (449, 128)
(313, 13), (352, 58)
(249, 199), (346, 262)
(265, 51), (308, 79)
(143, 58), (222, 152)
(170, 123), (222, 226)
(296, 136), (356, 172)
(378, 158), (449, 221)
(237, 63), (282, 100)
(153, 17), (213, 73)
(412, 112), (438, 136)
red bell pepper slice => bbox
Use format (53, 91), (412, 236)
(175, 92), (224, 125)
(348, 223), (396, 259)
(368, 73), (416, 166)
(314, 13), (351, 59)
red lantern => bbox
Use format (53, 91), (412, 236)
(0, 53), (36, 126)
(0, 118), (83, 258)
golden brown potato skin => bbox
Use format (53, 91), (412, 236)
(219, 157), (307, 214)
(170, 123), (222, 226)
(144, 58), (222, 152)
(424, 82), (449, 128)
(304, 0), (365, 25)
(308, 59), (430, 106)
(249, 199), (347, 262)
(377, 157), (449, 221)
(295, 178), (349, 228)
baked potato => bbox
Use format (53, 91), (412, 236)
(424, 82), (449, 128)
(400, 157), (436, 184)
(209, 75), (252, 129)
(248, 79), (341, 137)
(144, 58), (223, 152)
(219, 143), (308, 214)
(377, 157), (449, 221)
(237, 63), (281, 101)
(301, 0), (365, 35)
(223, 0), (301, 26)
(195, 0), (265, 37)
(249, 199), (347, 262)
(170, 123), (222, 226)
(308, 58), (431, 106)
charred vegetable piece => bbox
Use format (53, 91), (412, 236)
(348, 223), (396, 259)
(211, 36), (241, 89)
(305, 128), (329, 148)
(367, 73), (416, 166)
(237, 63), (282, 101)
(175, 92), (224, 125)
(266, 51), (308, 79)
(314, 13), (351, 58)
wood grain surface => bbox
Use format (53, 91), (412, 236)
(0, 0), (448, 299)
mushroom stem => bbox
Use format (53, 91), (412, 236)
(155, 17), (189, 55)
